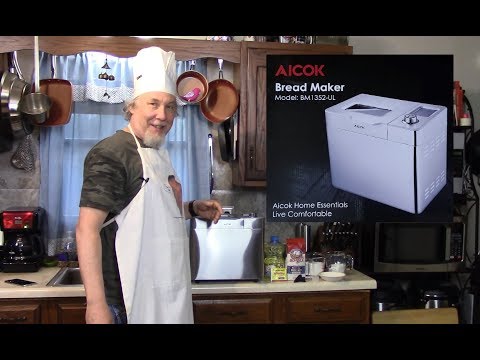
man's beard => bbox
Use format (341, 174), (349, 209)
(143, 132), (165, 149)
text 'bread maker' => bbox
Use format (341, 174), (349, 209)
(325, 93), (447, 214)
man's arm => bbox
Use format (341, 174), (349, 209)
(76, 206), (111, 324)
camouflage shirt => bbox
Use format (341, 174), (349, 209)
(79, 129), (145, 306)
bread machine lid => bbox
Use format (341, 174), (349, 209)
(191, 214), (264, 230)
(326, 93), (420, 126)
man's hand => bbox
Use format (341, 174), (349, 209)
(192, 199), (223, 223)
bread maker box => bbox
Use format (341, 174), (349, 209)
(325, 93), (447, 214)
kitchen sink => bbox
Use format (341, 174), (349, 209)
(47, 267), (83, 286)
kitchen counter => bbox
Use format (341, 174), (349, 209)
(0, 267), (84, 298)
(191, 269), (376, 294)
(0, 267), (376, 299)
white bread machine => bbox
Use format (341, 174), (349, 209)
(190, 213), (264, 281)
(325, 93), (447, 214)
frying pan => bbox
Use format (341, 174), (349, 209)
(200, 59), (239, 123)
(10, 52), (32, 137)
(1, 71), (16, 120)
(218, 117), (233, 161)
(176, 60), (208, 104)
(37, 54), (72, 127)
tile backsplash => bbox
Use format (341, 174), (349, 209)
(0, 129), (41, 210)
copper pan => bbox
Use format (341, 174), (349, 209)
(176, 60), (208, 104)
(37, 55), (72, 127)
(200, 59), (239, 123)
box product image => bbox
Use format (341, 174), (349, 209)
(325, 93), (447, 214)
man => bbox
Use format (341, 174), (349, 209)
(76, 47), (223, 324)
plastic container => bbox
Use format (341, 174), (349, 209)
(62, 230), (77, 261)
(264, 235), (285, 282)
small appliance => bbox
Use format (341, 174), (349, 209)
(0, 206), (46, 272)
(325, 93), (447, 214)
(190, 213), (264, 281)
(373, 222), (465, 273)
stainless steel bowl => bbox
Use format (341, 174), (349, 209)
(19, 92), (51, 124)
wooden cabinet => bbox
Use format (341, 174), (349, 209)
(0, 297), (86, 324)
(47, 297), (87, 324)
(0, 36), (240, 62)
(233, 42), (352, 187)
(193, 294), (275, 324)
(0, 299), (45, 324)
(193, 290), (370, 324)
(283, 291), (370, 324)
(0, 290), (369, 324)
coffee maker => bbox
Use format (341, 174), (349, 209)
(0, 207), (46, 272)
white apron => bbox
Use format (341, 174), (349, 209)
(113, 124), (193, 324)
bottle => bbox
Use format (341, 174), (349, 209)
(264, 235), (285, 282)
(63, 230), (77, 261)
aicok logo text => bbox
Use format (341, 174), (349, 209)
(275, 64), (325, 77)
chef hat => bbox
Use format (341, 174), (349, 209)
(133, 46), (177, 98)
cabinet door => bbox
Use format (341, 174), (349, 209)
(0, 300), (43, 324)
(48, 297), (87, 324)
(284, 290), (370, 324)
(233, 42), (353, 187)
(193, 294), (274, 323)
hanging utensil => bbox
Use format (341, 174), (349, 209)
(200, 58), (239, 123)
(11, 133), (35, 172)
(38, 54), (73, 126)
(9, 52), (33, 137)
(18, 36), (51, 125)
(176, 60), (209, 105)
(1, 71), (17, 120)
(208, 133), (214, 194)
(218, 117), (234, 162)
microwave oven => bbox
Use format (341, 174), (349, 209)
(374, 222), (465, 273)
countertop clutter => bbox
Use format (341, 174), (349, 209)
(0, 267), (376, 299)
(0, 267), (84, 298)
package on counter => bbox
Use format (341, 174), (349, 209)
(285, 237), (306, 281)
(271, 267), (287, 281)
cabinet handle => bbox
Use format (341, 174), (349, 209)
(0, 316), (28, 323)
(218, 311), (247, 317)
(249, 147), (255, 170)
(313, 306), (341, 313)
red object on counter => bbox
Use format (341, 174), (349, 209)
(454, 81), (464, 125)
(1, 211), (35, 230)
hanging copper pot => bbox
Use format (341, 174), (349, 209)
(200, 58), (239, 123)
(37, 54), (72, 127)
(176, 60), (209, 104)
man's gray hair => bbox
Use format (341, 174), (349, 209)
(122, 98), (135, 121)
